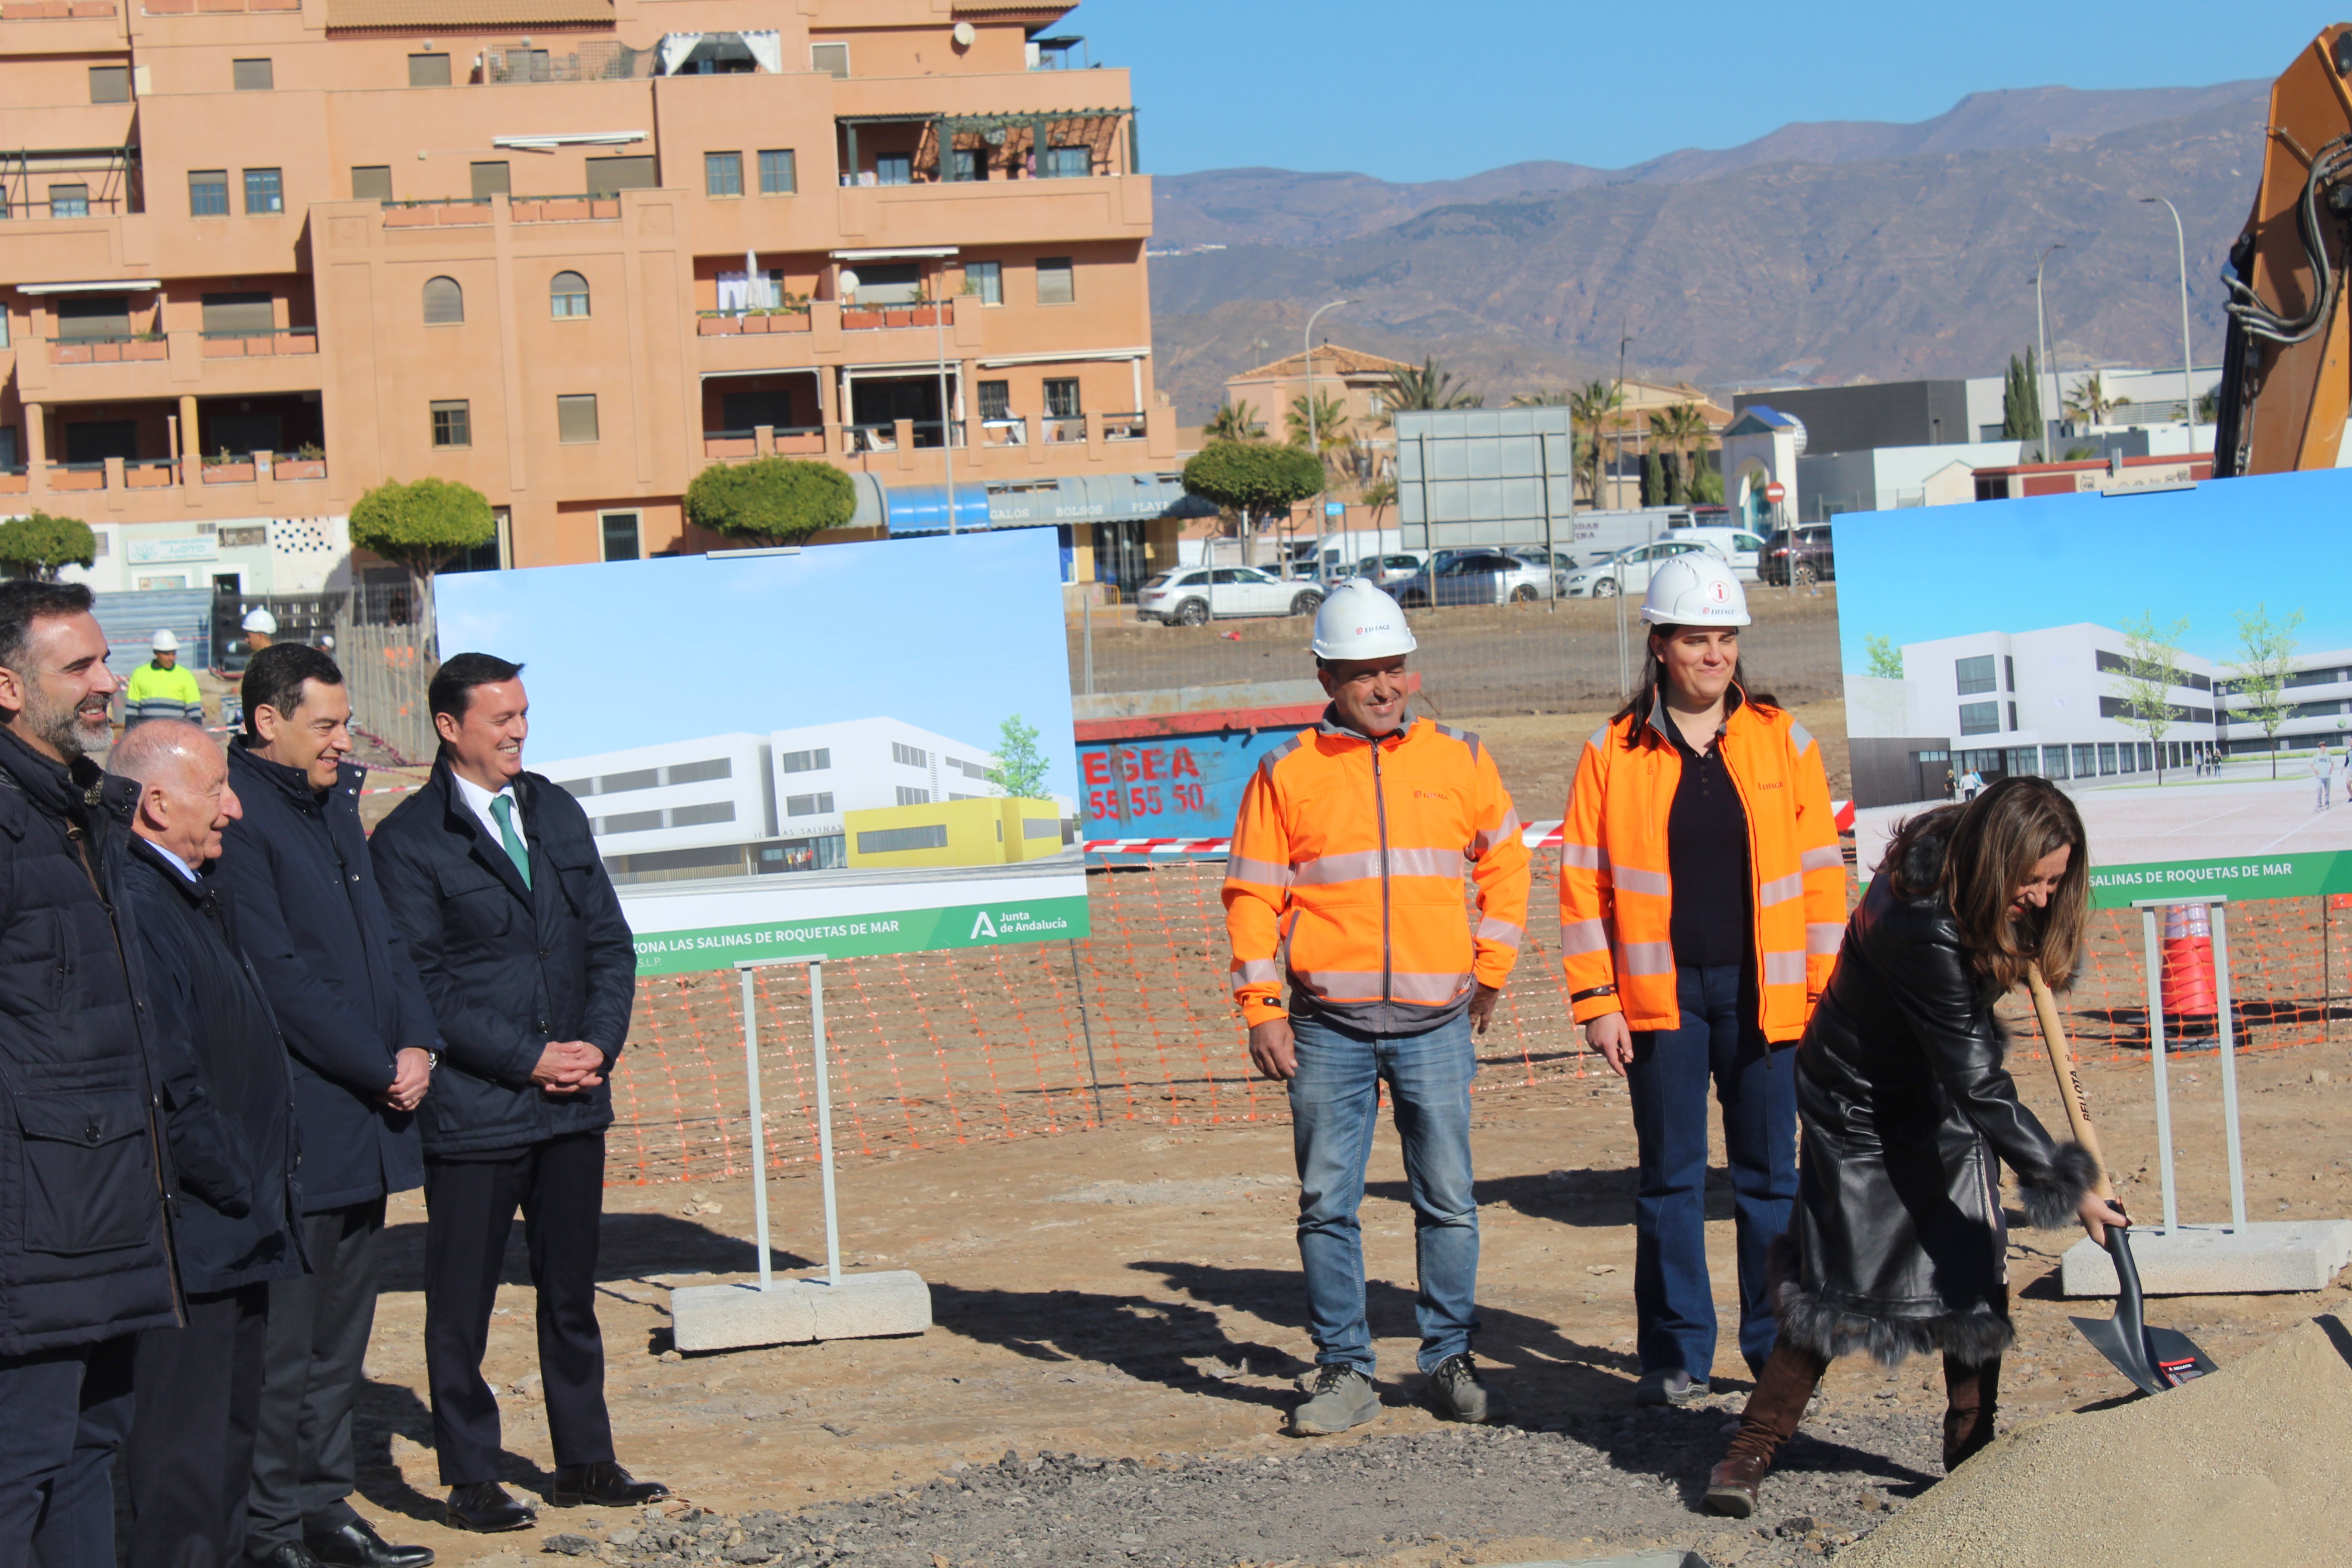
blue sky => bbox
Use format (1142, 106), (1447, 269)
(1834, 467), (2352, 670)
(1072, 2), (2321, 182)
(434, 531), (1080, 796)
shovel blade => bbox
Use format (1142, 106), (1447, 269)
(2142, 1325), (2219, 1388)
(2069, 1312), (2166, 1396)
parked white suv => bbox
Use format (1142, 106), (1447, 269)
(1136, 566), (1324, 626)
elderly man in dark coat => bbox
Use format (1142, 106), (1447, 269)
(114, 718), (308, 1568)
(372, 653), (665, 1534)
(216, 643), (440, 1568)
(0, 581), (181, 1566)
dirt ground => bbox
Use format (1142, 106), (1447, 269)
(342, 1028), (2352, 1567)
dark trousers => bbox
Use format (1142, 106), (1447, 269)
(247, 1198), (384, 1550)
(128, 1283), (269, 1568)
(423, 1133), (613, 1486)
(0, 1335), (136, 1567)
(1627, 963), (1798, 1380)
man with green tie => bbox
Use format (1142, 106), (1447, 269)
(369, 654), (666, 1535)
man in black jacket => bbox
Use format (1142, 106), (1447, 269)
(114, 718), (308, 1568)
(217, 643), (438, 1568)
(0, 581), (181, 1566)
(372, 653), (666, 1532)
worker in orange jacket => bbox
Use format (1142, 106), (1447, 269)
(1224, 580), (1530, 1439)
(1559, 554), (1844, 1407)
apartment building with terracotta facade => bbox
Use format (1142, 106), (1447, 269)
(0, 0), (1173, 579)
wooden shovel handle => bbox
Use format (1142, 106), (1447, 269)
(2028, 965), (2115, 1201)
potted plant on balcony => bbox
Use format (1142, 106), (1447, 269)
(276, 443), (326, 480)
(696, 311), (740, 336)
(842, 299), (887, 330)
(202, 447), (255, 484)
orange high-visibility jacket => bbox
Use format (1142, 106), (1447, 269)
(1224, 715), (1531, 1034)
(1558, 692), (1843, 1040)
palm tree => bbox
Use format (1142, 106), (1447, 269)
(1361, 476), (1396, 531)
(1647, 402), (1710, 505)
(1567, 379), (1624, 509)
(2063, 374), (2118, 429)
(1204, 399), (1261, 442)
(1284, 390), (1354, 476)
(1380, 356), (1483, 421)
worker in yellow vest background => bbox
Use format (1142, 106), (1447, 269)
(124, 628), (205, 730)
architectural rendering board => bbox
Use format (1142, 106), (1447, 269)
(1834, 467), (2352, 908)
(436, 530), (1085, 972)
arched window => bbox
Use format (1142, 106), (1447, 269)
(422, 275), (463, 325)
(550, 270), (589, 318)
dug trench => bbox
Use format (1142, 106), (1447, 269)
(331, 1028), (2352, 1568)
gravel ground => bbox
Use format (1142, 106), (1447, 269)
(548, 1398), (1943, 1568)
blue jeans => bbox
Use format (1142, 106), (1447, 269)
(1626, 964), (1798, 1380)
(1288, 1009), (1479, 1376)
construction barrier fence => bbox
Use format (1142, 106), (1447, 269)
(605, 863), (2352, 1186)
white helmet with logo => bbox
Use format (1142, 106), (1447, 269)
(1311, 579), (1418, 660)
(1640, 550), (1750, 627)
(150, 627), (179, 652)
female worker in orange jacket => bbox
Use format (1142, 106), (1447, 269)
(1558, 552), (1845, 1406)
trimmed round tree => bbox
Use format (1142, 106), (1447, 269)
(1181, 441), (1326, 566)
(684, 457), (857, 548)
(347, 476), (495, 639)
(0, 512), (97, 581)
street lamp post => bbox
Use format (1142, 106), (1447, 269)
(2034, 244), (2065, 462)
(2141, 196), (2199, 449)
(1303, 299), (1351, 583)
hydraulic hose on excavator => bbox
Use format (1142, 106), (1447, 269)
(2214, 24), (2352, 475)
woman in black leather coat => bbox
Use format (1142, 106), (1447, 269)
(1703, 777), (2126, 1518)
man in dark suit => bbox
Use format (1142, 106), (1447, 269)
(218, 643), (438, 1568)
(114, 719), (306, 1568)
(371, 654), (665, 1533)
(0, 582), (180, 1566)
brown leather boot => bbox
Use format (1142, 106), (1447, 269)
(1942, 1354), (2002, 1473)
(1705, 1342), (1828, 1517)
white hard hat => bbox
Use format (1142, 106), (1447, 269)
(242, 608), (278, 636)
(1311, 580), (1417, 661)
(150, 628), (179, 652)
(1641, 551), (1751, 627)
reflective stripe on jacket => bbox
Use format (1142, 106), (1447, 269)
(1558, 691), (1843, 1040)
(1223, 712), (1530, 1034)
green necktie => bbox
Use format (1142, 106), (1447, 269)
(490, 794), (530, 889)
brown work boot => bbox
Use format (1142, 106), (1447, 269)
(1705, 1341), (1828, 1518)
(1942, 1354), (2002, 1473)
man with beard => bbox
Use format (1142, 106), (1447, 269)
(0, 581), (181, 1563)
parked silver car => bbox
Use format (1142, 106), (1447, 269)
(1340, 551), (1432, 591)
(1394, 551), (1556, 608)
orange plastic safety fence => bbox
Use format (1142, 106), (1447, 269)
(607, 867), (2347, 1185)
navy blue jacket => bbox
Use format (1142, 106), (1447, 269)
(122, 837), (307, 1295)
(0, 727), (180, 1353)
(216, 742), (435, 1210)
(371, 763), (635, 1156)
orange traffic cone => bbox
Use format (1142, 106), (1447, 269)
(2160, 904), (2217, 1041)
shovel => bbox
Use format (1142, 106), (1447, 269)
(2028, 968), (2218, 1396)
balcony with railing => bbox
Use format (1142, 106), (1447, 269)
(48, 333), (166, 365)
(836, 108), (1138, 188)
(701, 426), (825, 460)
(198, 326), (316, 358)
(696, 307), (812, 338)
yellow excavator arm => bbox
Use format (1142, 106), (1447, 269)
(2214, 24), (2352, 476)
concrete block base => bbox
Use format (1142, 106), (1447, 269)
(670, 1269), (932, 1352)
(2059, 1221), (2352, 1297)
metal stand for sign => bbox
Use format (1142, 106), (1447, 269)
(2059, 895), (2352, 1296)
(667, 955), (931, 1351)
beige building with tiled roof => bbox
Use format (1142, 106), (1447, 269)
(1221, 344), (1415, 450)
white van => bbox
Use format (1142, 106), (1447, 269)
(1661, 525), (1768, 582)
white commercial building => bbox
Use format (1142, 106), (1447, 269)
(54, 514), (352, 597)
(537, 718), (1000, 885)
(2218, 646), (2352, 756)
(1847, 622), (2221, 807)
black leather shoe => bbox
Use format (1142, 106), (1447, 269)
(249, 1545), (323, 1568)
(302, 1518), (436, 1568)
(551, 1460), (670, 1507)
(445, 1481), (536, 1533)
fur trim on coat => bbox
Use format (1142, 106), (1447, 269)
(1767, 1235), (2015, 1369)
(2015, 1140), (2102, 1231)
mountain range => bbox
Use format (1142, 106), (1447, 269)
(1146, 81), (2269, 422)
